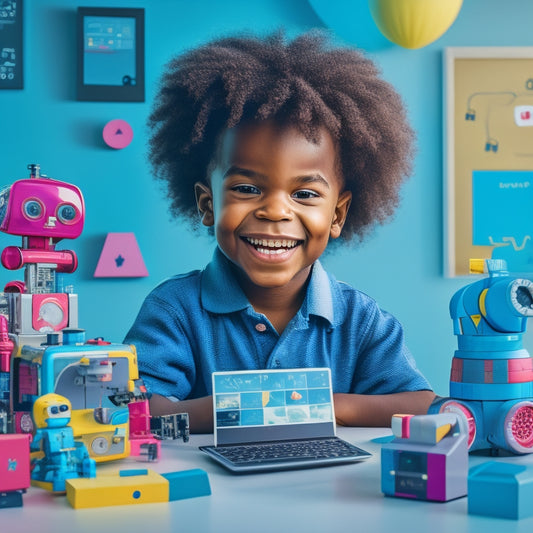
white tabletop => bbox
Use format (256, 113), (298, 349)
(3, 427), (533, 533)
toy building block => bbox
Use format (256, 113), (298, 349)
(128, 399), (161, 462)
(391, 414), (414, 439)
(468, 461), (533, 520)
(0, 433), (31, 508)
(66, 468), (211, 509)
(391, 413), (458, 445)
(382, 413), (468, 502)
(161, 469), (211, 501)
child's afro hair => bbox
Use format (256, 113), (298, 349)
(148, 30), (415, 242)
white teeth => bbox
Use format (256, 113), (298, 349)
(256, 247), (287, 255)
(246, 237), (298, 249)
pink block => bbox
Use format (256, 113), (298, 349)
(426, 453), (447, 501)
(94, 233), (148, 278)
(0, 434), (31, 492)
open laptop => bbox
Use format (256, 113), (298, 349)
(199, 368), (371, 473)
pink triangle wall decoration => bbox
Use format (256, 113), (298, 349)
(94, 233), (148, 278)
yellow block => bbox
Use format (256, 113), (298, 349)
(435, 423), (452, 443)
(66, 469), (168, 509)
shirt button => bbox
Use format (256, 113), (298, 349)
(255, 323), (267, 332)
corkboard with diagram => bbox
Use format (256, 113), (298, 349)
(445, 47), (533, 276)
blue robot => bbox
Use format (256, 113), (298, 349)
(429, 259), (533, 455)
(30, 393), (96, 492)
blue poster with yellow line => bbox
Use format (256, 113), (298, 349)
(473, 170), (533, 272)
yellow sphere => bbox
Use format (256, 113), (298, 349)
(368, 0), (463, 49)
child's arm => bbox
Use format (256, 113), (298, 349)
(333, 390), (436, 428)
(149, 393), (214, 433)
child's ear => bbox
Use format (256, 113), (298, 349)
(330, 191), (352, 239)
(194, 182), (214, 227)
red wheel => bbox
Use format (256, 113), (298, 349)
(505, 401), (533, 452)
(439, 400), (476, 448)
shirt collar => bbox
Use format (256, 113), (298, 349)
(201, 247), (335, 325)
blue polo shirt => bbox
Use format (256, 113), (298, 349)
(124, 247), (431, 400)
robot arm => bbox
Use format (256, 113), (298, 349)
(1, 246), (78, 273)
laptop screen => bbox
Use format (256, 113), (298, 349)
(212, 368), (337, 446)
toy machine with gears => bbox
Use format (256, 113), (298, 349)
(0, 165), (189, 464)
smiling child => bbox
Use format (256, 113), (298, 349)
(124, 31), (434, 432)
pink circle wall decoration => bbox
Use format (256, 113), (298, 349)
(103, 119), (134, 149)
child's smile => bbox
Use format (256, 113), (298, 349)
(196, 119), (351, 299)
(243, 236), (300, 254)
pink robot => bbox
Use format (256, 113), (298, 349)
(0, 164), (84, 433)
(0, 163), (84, 337)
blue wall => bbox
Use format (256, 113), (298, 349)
(1, 0), (532, 396)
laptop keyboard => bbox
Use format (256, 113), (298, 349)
(213, 437), (364, 465)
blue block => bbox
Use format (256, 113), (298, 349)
(468, 461), (533, 519)
(119, 469), (149, 477)
(0, 372), (9, 401)
(0, 490), (24, 509)
(161, 469), (211, 501)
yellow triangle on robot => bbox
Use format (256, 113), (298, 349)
(471, 314), (482, 328)
(435, 423), (452, 443)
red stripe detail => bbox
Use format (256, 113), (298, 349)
(508, 358), (533, 383)
(450, 358), (463, 382)
(484, 359), (493, 383)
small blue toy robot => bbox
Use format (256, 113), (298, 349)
(429, 259), (533, 455)
(30, 393), (96, 492)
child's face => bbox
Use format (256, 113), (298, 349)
(195, 120), (351, 291)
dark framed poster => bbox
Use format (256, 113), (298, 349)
(76, 7), (145, 102)
(0, 0), (23, 90)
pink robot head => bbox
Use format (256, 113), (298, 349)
(0, 165), (85, 275)
(0, 164), (84, 242)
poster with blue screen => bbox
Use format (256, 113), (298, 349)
(77, 7), (144, 102)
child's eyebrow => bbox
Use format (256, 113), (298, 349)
(223, 166), (331, 189)
(223, 166), (261, 180)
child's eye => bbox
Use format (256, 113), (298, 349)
(231, 184), (261, 195)
(292, 189), (319, 200)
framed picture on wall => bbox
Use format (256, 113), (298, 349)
(0, 0), (23, 90)
(444, 47), (533, 277)
(76, 7), (145, 102)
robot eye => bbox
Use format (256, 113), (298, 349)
(56, 203), (78, 224)
(23, 199), (43, 220)
(48, 404), (69, 415)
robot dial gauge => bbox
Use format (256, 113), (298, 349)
(509, 279), (533, 316)
(91, 436), (109, 454)
(38, 301), (65, 329)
